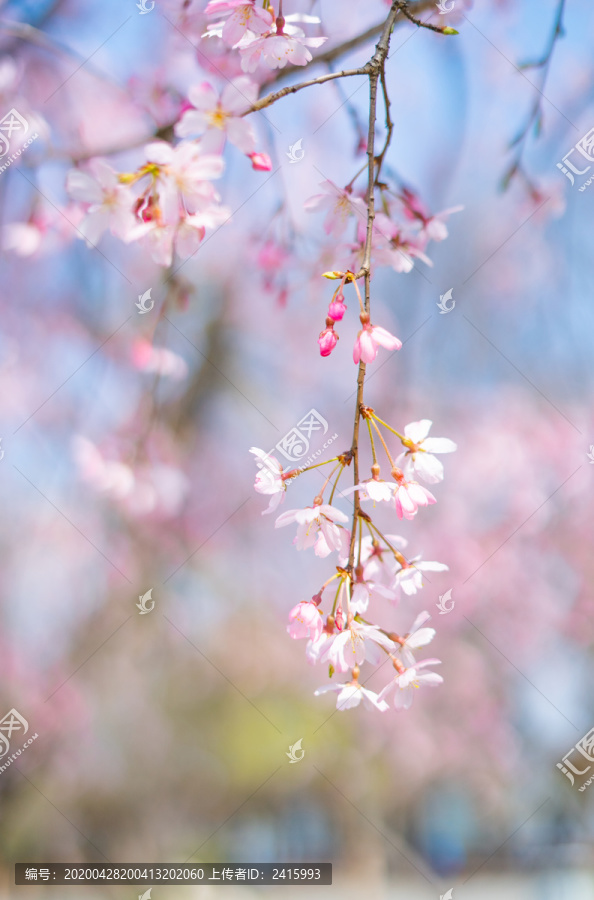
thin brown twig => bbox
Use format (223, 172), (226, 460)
(243, 65), (370, 115)
(375, 66), (393, 186)
(346, 0), (402, 577)
(394, 1), (456, 35)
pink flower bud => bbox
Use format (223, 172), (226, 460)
(249, 152), (272, 171)
(318, 325), (338, 357)
(328, 295), (346, 321)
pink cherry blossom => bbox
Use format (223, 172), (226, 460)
(314, 681), (389, 712)
(378, 659), (443, 710)
(390, 557), (449, 598)
(392, 470), (437, 520)
(399, 188), (463, 242)
(305, 629), (336, 666)
(275, 503), (349, 558)
(395, 419), (457, 484)
(131, 340), (189, 380)
(320, 620), (395, 673)
(287, 600), (323, 641)
(204, 0), (274, 47)
(357, 534), (407, 587)
(396, 611), (437, 667)
(3, 203), (81, 257)
(422, 206), (464, 242)
(175, 77), (259, 155)
(353, 318), (402, 365)
(240, 32), (327, 72)
(372, 213), (433, 273)
(66, 158), (136, 245)
(72, 437), (188, 517)
(347, 477), (397, 504)
(121, 141), (229, 266)
(305, 180), (366, 237)
(350, 579), (396, 614)
(143, 141), (225, 217)
(249, 447), (286, 515)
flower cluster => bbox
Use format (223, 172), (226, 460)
(66, 75), (272, 267)
(317, 273), (402, 364)
(306, 179), (462, 276)
(250, 415), (456, 712)
(204, 1), (327, 71)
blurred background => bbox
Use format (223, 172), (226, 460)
(0, 0), (593, 897)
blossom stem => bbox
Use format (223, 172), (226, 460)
(292, 456), (342, 476)
(331, 579), (343, 616)
(370, 413), (406, 442)
(365, 519), (408, 567)
(317, 461), (343, 499)
(328, 464), (345, 506)
(366, 417), (379, 467)
(369, 417), (395, 466)
(320, 572), (341, 595)
(351, 277), (365, 313)
(346, 161), (369, 190)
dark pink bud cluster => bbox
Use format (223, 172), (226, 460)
(318, 316), (338, 357)
(328, 293), (347, 321)
(318, 290), (348, 357)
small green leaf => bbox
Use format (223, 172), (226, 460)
(499, 163), (518, 192)
(443, 26), (459, 35)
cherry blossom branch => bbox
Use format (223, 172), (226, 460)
(375, 67), (393, 186)
(46, 1), (438, 162)
(243, 65), (370, 115)
(43, 0), (460, 714)
(346, 1), (402, 578)
(394, 1), (458, 35)
(264, 0), (438, 81)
